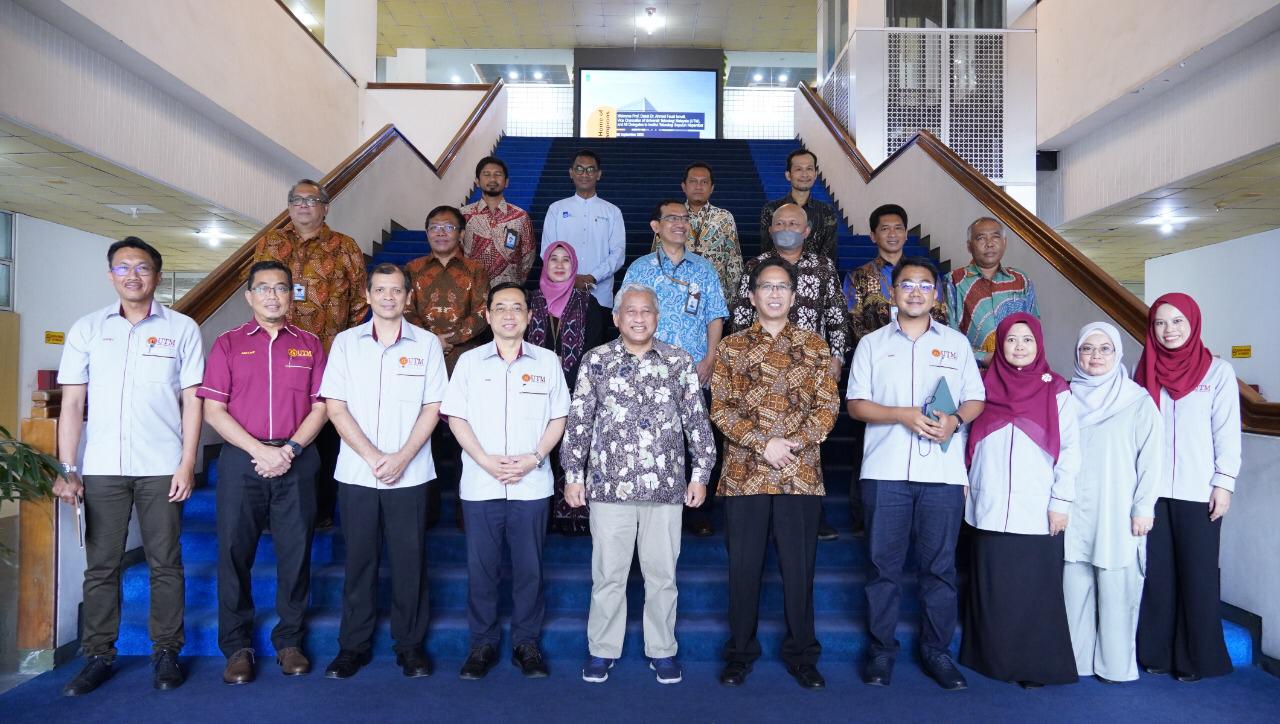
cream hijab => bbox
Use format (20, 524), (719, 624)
(1070, 321), (1149, 427)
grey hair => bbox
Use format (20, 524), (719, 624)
(613, 282), (658, 311)
(288, 179), (330, 204)
(967, 216), (1003, 240)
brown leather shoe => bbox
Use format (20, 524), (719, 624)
(276, 647), (311, 676)
(223, 648), (255, 685)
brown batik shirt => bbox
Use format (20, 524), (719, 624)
(253, 223), (369, 353)
(710, 322), (840, 496)
(403, 253), (490, 372)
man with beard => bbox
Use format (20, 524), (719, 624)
(461, 156), (536, 286)
(759, 149), (838, 262)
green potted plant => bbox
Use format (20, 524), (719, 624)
(0, 425), (58, 561)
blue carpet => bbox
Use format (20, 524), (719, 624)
(4, 657), (1278, 724)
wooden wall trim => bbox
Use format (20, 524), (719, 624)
(367, 82), (493, 91)
(433, 79), (505, 177)
(797, 83), (1280, 435)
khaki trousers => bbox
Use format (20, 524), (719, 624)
(587, 501), (682, 659)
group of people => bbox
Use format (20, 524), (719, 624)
(48, 147), (1240, 700)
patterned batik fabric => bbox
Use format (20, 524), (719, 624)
(621, 250), (728, 364)
(759, 194), (839, 262)
(561, 339), (717, 505)
(729, 251), (849, 359)
(649, 201), (743, 309)
(710, 323), (840, 496)
(403, 254), (490, 372)
(253, 223), (369, 353)
(946, 263), (1040, 359)
(461, 198), (536, 286)
(843, 256), (949, 343)
(526, 288), (599, 390)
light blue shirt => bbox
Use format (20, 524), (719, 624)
(621, 249), (728, 364)
(541, 194), (626, 308)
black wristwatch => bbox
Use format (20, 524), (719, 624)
(949, 412), (965, 426)
(286, 440), (303, 456)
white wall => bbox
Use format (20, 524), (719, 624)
(1144, 228), (1280, 398)
(363, 88), (489, 164)
(1222, 433), (1280, 659)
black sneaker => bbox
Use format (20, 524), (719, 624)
(922, 652), (968, 691)
(152, 648), (184, 690)
(512, 642), (549, 678)
(817, 522), (839, 541)
(63, 656), (113, 697)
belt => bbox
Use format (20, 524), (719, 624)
(258, 439), (292, 447)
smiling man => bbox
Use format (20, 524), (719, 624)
(650, 162), (743, 310)
(845, 204), (950, 344)
(946, 217), (1040, 367)
(541, 149), (626, 309)
(759, 149), (838, 261)
(461, 156), (535, 286)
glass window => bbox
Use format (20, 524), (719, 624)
(174, 272), (207, 303)
(948, 0), (1004, 28)
(0, 263), (10, 311)
(0, 211), (11, 311)
(888, 0), (1003, 29)
(0, 211), (11, 258)
(887, 0), (943, 28)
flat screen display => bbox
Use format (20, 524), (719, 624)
(578, 69), (717, 139)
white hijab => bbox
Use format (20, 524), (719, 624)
(1070, 321), (1149, 428)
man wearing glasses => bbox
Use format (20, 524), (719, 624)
(254, 179), (369, 529)
(759, 149), (838, 261)
(649, 162), (743, 311)
(945, 217), (1040, 368)
(54, 237), (204, 696)
(198, 261), (329, 685)
(540, 149), (626, 309)
(845, 257), (984, 691)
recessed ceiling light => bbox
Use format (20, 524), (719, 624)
(105, 203), (163, 216)
(195, 229), (234, 247)
(778, 73), (788, 82)
(533, 71), (544, 80)
(1159, 223), (1174, 234)
(639, 7), (663, 34)
(292, 5), (319, 28)
(451, 74), (462, 83)
(753, 73), (764, 82)
(508, 70), (519, 80)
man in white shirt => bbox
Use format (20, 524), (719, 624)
(318, 262), (447, 680)
(441, 282), (570, 680)
(540, 149), (626, 309)
(846, 257), (985, 691)
(53, 237), (205, 696)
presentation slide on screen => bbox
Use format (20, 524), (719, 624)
(579, 69), (717, 139)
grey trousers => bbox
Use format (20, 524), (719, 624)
(81, 475), (185, 658)
(587, 501), (683, 659)
(1064, 553), (1145, 682)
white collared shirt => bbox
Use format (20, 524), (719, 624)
(846, 318), (985, 485)
(966, 391), (1080, 534)
(541, 194), (626, 308)
(319, 319), (447, 489)
(1155, 357), (1241, 502)
(440, 341), (570, 501)
(57, 301), (205, 476)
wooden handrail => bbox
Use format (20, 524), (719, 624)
(797, 83), (1280, 435)
(368, 82), (494, 91)
(174, 80), (506, 324)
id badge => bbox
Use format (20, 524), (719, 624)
(504, 228), (518, 250)
(684, 289), (701, 316)
(292, 282), (307, 302)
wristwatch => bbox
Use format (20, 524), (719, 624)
(286, 440), (303, 456)
(60, 463), (78, 474)
(533, 451), (546, 469)
(949, 412), (966, 426)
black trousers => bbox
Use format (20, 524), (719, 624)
(463, 498), (550, 649)
(216, 444), (318, 657)
(685, 387), (721, 525)
(427, 425), (463, 526)
(315, 421), (341, 524)
(1137, 497), (1232, 678)
(337, 483), (431, 655)
(723, 494), (822, 667)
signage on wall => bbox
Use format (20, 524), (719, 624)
(1231, 345), (1252, 359)
(44, 331), (64, 345)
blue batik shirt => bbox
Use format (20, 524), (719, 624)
(621, 249), (728, 364)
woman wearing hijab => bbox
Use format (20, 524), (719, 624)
(960, 312), (1080, 688)
(1135, 293), (1240, 681)
(527, 241), (605, 534)
(1063, 322), (1162, 683)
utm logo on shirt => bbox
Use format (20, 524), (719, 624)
(522, 373), (546, 384)
(1196, 383), (1211, 392)
(399, 356), (424, 367)
(932, 348), (958, 362)
(288, 349), (313, 358)
(147, 336), (176, 349)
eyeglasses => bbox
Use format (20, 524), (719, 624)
(660, 214), (690, 223)
(572, 165), (599, 175)
(251, 284), (291, 297)
(287, 196), (326, 208)
(110, 264), (155, 277)
(755, 282), (792, 293)
(896, 281), (936, 294)
(1078, 344), (1116, 357)
(427, 223), (458, 233)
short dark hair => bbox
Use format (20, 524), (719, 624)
(288, 179), (329, 203)
(651, 199), (686, 222)
(890, 256), (938, 286)
(684, 162), (714, 185)
(749, 257), (798, 289)
(785, 149), (816, 172)
(247, 260), (292, 290)
(366, 262), (409, 290)
(571, 149), (600, 169)
(487, 280), (528, 308)
(426, 205), (465, 230)
(870, 204), (908, 232)
(475, 156), (507, 179)
(107, 236), (163, 274)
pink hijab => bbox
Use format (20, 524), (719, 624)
(539, 241), (578, 318)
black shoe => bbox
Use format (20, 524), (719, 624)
(719, 661), (751, 687)
(817, 522), (839, 541)
(63, 656), (113, 697)
(315, 517), (335, 531)
(396, 649), (432, 678)
(1175, 673), (1202, 683)
(324, 650), (371, 679)
(1018, 680), (1044, 689)
(1096, 675), (1120, 684)
(851, 524), (867, 538)
(922, 652), (968, 691)
(786, 663), (826, 690)
(1143, 664), (1170, 676)
(862, 653), (894, 686)
(690, 519), (714, 538)
(152, 648), (184, 690)
(512, 642), (549, 678)
(459, 644), (498, 680)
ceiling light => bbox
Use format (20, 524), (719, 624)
(533, 71), (544, 80)
(292, 5), (319, 28)
(195, 229), (234, 247)
(639, 7), (663, 35)
(778, 73), (788, 82)
(753, 73), (764, 82)
(1159, 223), (1174, 235)
(508, 70), (519, 80)
(450, 74), (462, 83)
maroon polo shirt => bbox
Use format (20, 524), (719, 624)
(197, 321), (327, 440)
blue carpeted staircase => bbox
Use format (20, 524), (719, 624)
(114, 135), (1253, 668)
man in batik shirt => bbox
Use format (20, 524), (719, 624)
(461, 156), (535, 287)
(759, 149), (838, 262)
(945, 217), (1039, 367)
(650, 162), (742, 310)
(843, 203), (949, 342)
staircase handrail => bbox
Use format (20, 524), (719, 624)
(797, 83), (1280, 435)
